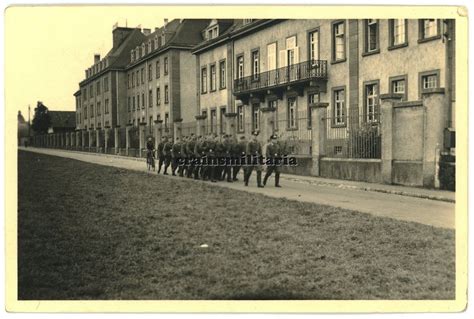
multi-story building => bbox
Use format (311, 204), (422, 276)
(76, 27), (145, 131)
(72, 18), (455, 188)
(124, 19), (210, 134)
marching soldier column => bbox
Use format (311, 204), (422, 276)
(152, 131), (283, 188)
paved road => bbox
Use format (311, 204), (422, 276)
(20, 147), (455, 229)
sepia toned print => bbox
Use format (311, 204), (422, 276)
(7, 5), (468, 313)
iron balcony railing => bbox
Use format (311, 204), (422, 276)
(233, 59), (327, 94)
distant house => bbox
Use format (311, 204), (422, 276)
(17, 111), (31, 146)
(47, 111), (76, 134)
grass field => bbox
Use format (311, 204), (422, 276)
(18, 151), (455, 300)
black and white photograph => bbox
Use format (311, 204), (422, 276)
(4, 3), (469, 313)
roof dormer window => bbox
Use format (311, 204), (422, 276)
(207, 26), (219, 40)
(131, 50), (135, 62)
(142, 43), (146, 55)
(243, 19), (254, 25)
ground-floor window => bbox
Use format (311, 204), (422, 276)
(268, 100), (278, 132)
(287, 98), (297, 129)
(333, 88), (345, 125)
(210, 109), (217, 133)
(252, 104), (260, 132)
(237, 105), (244, 132)
(220, 107), (226, 134)
(365, 82), (379, 123)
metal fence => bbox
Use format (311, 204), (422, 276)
(324, 113), (381, 159)
(276, 112), (312, 156)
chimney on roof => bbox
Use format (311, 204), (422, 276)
(164, 19), (168, 27)
(94, 54), (100, 64)
(112, 27), (134, 48)
(143, 28), (151, 36)
(155, 27), (160, 32)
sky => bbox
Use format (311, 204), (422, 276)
(5, 6), (187, 120)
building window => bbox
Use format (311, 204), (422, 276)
(287, 98), (297, 129)
(89, 85), (93, 98)
(201, 67), (207, 93)
(309, 29), (319, 62)
(389, 19), (407, 47)
(128, 97), (131, 112)
(252, 104), (260, 131)
(243, 19), (253, 25)
(105, 99), (109, 114)
(420, 19), (439, 40)
(104, 77), (109, 92)
(220, 107), (226, 133)
(210, 64), (216, 91)
(83, 88), (87, 101)
(237, 105), (244, 132)
(164, 85), (169, 104)
(156, 87), (161, 105)
(219, 60), (226, 89)
(137, 95), (140, 110)
(364, 82), (379, 123)
(237, 55), (244, 80)
(267, 42), (277, 71)
(132, 96), (136, 111)
(251, 50), (259, 80)
(156, 60), (160, 78)
(269, 100), (278, 131)
(419, 70), (440, 96)
(164, 113), (169, 130)
(164, 57), (169, 75)
(141, 68), (145, 84)
(210, 109), (217, 133)
(148, 90), (153, 107)
(333, 88), (345, 125)
(136, 71), (139, 86)
(332, 21), (346, 62)
(141, 93), (145, 109)
(96, 82), (101, 95)
(389, 75), (407, 100)
(84, 107), (87, 119)
(90, 104), (94, 117)
(364, 19), (379, 54)
(131, 73), (135, 88)
(148, 64), (153, 81)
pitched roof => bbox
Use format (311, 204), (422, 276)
(49, 111), (76, 129)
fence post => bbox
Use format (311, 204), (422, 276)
(95, 128), (100, 152)
(126, 124), (132, 156)
(173, 119), (183, 143)
(87, 130), (92, 149)
(260, 107), (275, 149)
(114, 126), (120, 154)
(422, 89), (447, 188)
(310, 103), (329, 176)
(380, 93), (403, 184)
(104, 126), (110, 153)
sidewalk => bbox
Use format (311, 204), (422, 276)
(19, 147), (455, 229)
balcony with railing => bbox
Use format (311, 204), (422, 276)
(233, 60), (327, 97)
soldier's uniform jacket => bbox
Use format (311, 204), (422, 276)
(171, 141), (182, 158)
(215, 140), (226, 157)
(222, 139), (232, 156)
(187, 139), (196, 158)
(180, 141), (188, 158)
(194, 140), (204, 157)
(233, 140), (246, 156)
(266, 142), (280, 159)
(146, 140), (154, 151)
(246, 139), (262, 156)
(205, 139), (217, 157)
(157, 141), (166, 158)
(163, 141), (173, 157)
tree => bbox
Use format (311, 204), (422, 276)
(31, 101), (51, 134)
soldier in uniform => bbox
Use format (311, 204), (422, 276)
(205, 133), (218, 182)
(244, 130), (264, 188)
(178, 136), (188, 177)
(186, 134), (197, 178)
(232, 135), (246, 181)
(214, 133), (226, 181)
(171, 137), (182, 176)
(221, 134), (233, 182)
(263, 134), (282, 187)
(162, 136), (173, 175)
(156, 136), (167, 174)
(193, 135), (204, 179)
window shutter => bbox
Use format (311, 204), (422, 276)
(294, 47), (300, 64)
(279, 50), (287, 68)
(286, 36), (296, 49)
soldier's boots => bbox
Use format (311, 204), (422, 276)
(275, 173), (281, 187)
(257, 171), (264, 188)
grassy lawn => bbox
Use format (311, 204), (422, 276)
(18, 150), (455, 300)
